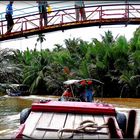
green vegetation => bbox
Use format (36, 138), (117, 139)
(0, 27), (140, 98)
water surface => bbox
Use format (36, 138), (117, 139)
(0, 95), (139, 138)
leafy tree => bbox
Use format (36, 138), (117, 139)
(0, 48), (22, 84)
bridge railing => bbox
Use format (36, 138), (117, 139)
(0, 3), (140, 36)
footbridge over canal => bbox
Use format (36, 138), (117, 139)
(0, 1), (140, 42)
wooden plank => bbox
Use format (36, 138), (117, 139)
(59, 113), (76, 139)
(43, 112), (67, 139)
(21, 111), (120, 139)
(94, 115), (109, 139)
(22, 111), (42, 139)
(82, 114), (99, 139)
(72, 114), (83, 139)
(31, 112), (54, 139)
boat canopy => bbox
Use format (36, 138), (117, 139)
(63, 79), (104, 85)
(63, 79), (104, 99)
(63, 80), (80, 85)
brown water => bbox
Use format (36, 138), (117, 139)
(0, 95), (140, 139)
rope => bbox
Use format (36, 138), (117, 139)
(67, 97), (81, 102)
(62, 96), (81, 102)
(57, 120), (108, 139)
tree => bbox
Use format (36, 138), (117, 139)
(0, 48), (22, 84)
(35, 33), (46, 51)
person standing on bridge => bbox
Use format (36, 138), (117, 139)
(5, 1), (14, 33)
(37, 0), (49, 27)
(75, 0), (86, 21)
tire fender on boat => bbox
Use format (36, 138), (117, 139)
(20, 108), (31, 124)
(116, 111), (127, 134)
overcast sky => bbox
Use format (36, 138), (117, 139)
(0, 1), (139, 51)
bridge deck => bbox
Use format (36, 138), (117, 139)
(0, 3), (140, 41)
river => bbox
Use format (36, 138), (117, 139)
(0, 95), (140, 139)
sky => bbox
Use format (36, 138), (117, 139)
(0, 1), (139, 51)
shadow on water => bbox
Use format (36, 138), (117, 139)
(0, 95), (140, 138)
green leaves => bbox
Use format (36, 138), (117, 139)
(1, 27), (140, 98)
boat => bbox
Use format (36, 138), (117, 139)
(13, 100), (127, 139)
(6, 84), (30, 96)
(12, 79), (126, 139)
(58, 79), (104, 102)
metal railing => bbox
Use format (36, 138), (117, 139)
(0, 3), (140, 40)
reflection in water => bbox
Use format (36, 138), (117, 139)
(0, 95), (140, 138)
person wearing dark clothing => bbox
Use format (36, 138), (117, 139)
(79, 80), (86, 102)
(5, 1), (14, 33)
(85, 84), (94, 102)
(37, 0), (49, 27)
(75, 0), (86, 21)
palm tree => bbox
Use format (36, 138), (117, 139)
(53, 44), (64, 51)
(129, 26), (140, 52)
(35, 33), (46, 51)
(22, 55), (48, 94)
(101, 30), (115, 47)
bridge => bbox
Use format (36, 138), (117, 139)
(0, 1), (140, 42)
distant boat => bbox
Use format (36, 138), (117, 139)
(6, 84), (30, 96)
(58, 79), (104, 102)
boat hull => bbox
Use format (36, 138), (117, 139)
(32, 100), (116, 115)
(14, 100), (123, 139)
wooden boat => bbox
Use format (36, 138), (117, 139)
(6, 84), (30, 96)
(13, 100), (126, 139)
(58, 79), (104, 102)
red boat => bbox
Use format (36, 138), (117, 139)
(13, 100), (126, 139)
